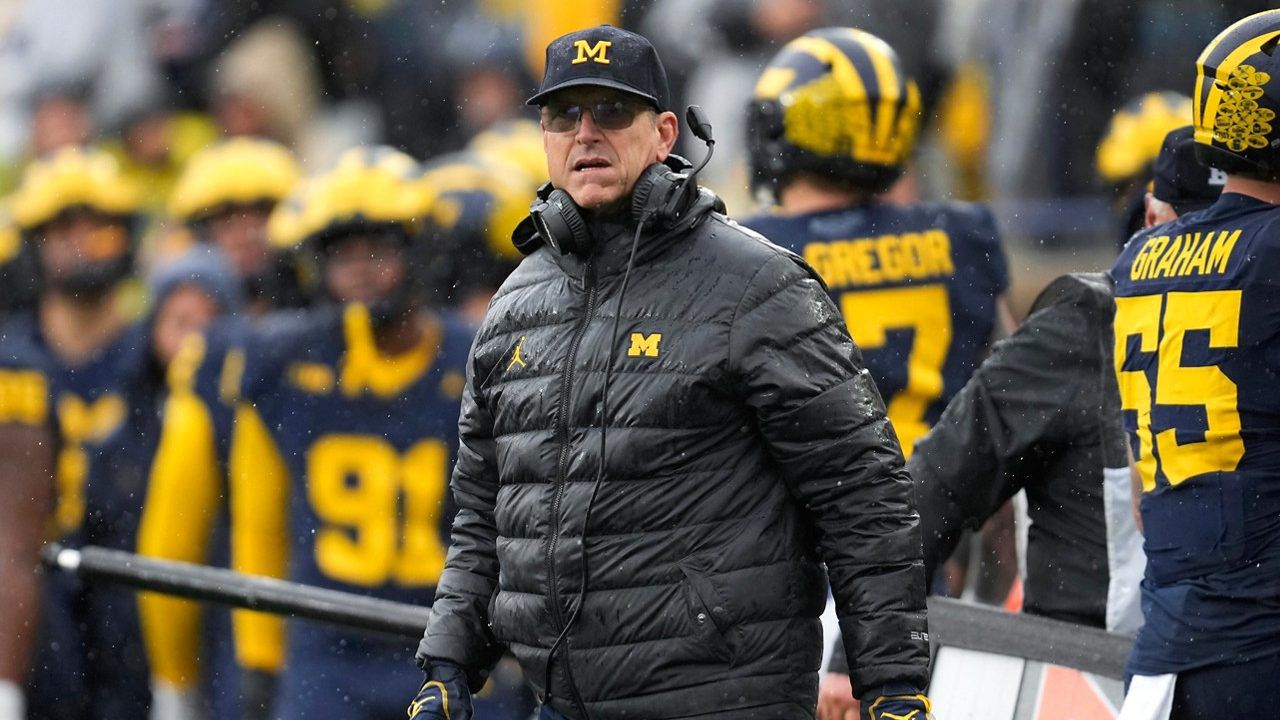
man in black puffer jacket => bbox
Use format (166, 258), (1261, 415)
(410, 25), (932, 720)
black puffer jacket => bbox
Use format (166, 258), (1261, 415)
(417, 186), (929, 719)
(912, 272), (1127, 627)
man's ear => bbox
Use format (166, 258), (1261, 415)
(1143, 192), (1158, 229)
(654, 111), (679, 161)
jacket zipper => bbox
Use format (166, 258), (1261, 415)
(545, 257), (597, 686)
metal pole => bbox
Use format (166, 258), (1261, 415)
(42, 544), (432, 640)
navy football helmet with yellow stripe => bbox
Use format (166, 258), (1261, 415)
(268, 146), (435, 318)
(1194, 9), (1280, 180)
(748, 27), (921, 198)
(1096, 91), (1193, 186)
(10, 147), (145, 296)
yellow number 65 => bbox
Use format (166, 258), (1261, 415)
(1114, 290), (1245, 491)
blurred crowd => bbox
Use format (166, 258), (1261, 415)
(0, 0), (1273, 232)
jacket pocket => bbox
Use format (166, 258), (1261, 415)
(678, 565), (734, 664)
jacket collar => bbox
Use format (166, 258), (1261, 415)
(515, 186), (723, 282)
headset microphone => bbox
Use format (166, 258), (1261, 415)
(685, 105), (716, 180)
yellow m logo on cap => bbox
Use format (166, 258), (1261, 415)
(572, 40), (612, 65)
(628, 333), (661, 357)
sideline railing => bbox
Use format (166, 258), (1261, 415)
(44, 544), (1133, 680)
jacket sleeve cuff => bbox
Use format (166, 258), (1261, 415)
(415, 635), (496, 692)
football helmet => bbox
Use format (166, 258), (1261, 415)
(1193, 9), (1280, 179)
(10, 147), (144, 294)
(168, 138), (300, 223)
(747, 27), (921, 197)
(269, 146), (433, 322)
(276, 146), (431, 249)
(417, 152), (530, 307)
(11, 147), (143, 231)
(1096, 91), (1192, 185)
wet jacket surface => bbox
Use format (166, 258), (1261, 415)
(416, 186), (930, 719)
(912, 272), (1125, 627)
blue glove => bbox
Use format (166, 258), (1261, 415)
(861, 686), (933, 720)
(407, 660), (473, 720)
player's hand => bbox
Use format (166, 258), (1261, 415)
(407, 660), (473, 720)
(862, 689), (933, 720)
(817, 673), (860, 720)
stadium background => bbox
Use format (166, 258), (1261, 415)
(0, 0), (1270, 314)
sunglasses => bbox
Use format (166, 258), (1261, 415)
(540, 98), (651, 133)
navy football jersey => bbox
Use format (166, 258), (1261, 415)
(742, 201), (1008, 454)
(231, 304), (479, 718)
(238, 305), (471, 602)
(0, 313), (145, 541)
(0, 313), (152, 717)
(1111, 193), (1280, 675)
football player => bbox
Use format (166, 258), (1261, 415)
(742, 27), (1011, 460)
(822, 123), (1227, 719)
(0, 148), (150, 718)
(231, 146), (539, 719)
(1113, 9), (1280, 716)
(419, 119), (544, 322)
(166, 138), (305, 314)
(137, 139), (300, 720)
(141, 147), (531, 720)
(1096, 91), (1195, 242)
(739, 27), (1011, 717)
(0, 272), (54, 719)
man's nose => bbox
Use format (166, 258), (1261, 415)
(575, 108), (605, 142)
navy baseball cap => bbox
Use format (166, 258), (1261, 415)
(527, 26), (671, 110)
(1153, 126), (1226, 215)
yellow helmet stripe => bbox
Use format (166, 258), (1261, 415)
(785, 35), (874, 147)
(1194, 9), (1280, 141)
(1195, 28), (1280, 147)
(840, 28), (905, 149)
(1196, 8), (1280, 69)
(754, 66), (797, 100)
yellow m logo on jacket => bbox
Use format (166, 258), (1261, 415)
(572, 39), (612, 65)
(627, 333), (661, 358)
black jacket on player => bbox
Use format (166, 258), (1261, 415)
(910, 272), (1129, 628)
(416, 186), (929, 719)
(830, 273), (1136, 675)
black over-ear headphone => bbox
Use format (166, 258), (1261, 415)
(529, 106), (716, 256)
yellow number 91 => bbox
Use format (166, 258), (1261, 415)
(307, 435), (449, 587)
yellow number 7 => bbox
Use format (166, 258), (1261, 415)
(840, 284), (952, 456)
(1114, 290), (1244, 491)
(308, 435), (450, 587)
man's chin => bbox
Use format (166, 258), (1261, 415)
(568, 184), (626, 212)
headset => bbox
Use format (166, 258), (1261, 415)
(539, 106), (715, 719)
(529, 105), (716, 256)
